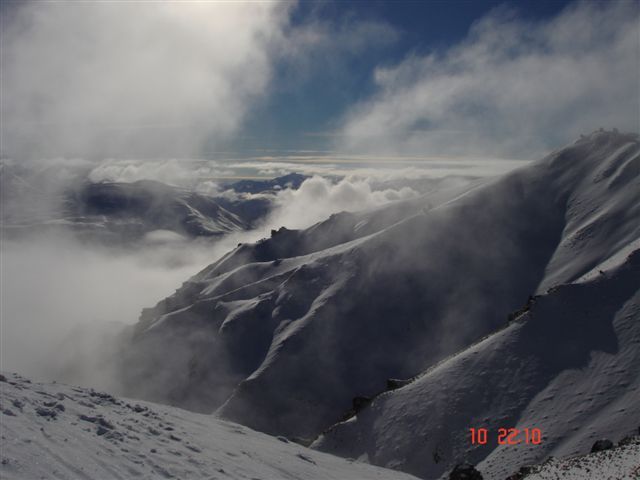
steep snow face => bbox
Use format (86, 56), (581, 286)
(120, 132), (639, 441)
(313, 250), (640, 479)
(0, 373), (419, 480)
(537, 134), (640, 291)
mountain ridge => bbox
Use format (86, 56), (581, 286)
(119, 131), (639, 447)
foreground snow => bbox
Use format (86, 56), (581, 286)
(0, 373), (418, 480)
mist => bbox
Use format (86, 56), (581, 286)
(1, 156), (429, 391)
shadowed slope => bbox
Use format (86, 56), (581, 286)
(121, 131), (639, 442)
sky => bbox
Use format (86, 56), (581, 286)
(0, 0), (638, 160)
(240, 0), (576, 153)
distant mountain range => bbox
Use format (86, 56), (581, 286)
(116, 130), (639, 478)
(1, 171), (308, 243)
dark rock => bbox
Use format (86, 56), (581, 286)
(506, 465), (537, 479)
(449, 463), (483, 480)
(0, 374), (6, 382)
(352, 396), (372, 413)
(591, 439), (614, 452)
(386, 378), (412, 390)
(104, 430), (124, 441)
(2, 409), (16, 417)
(79, 415), (113, 430)
(90, 390), (118, 404)
(617, 435), (639, 446)
(35, 407), (57, 419)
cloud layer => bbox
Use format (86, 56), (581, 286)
(0, 2), (289, 159)
(338, 1), (640, 158)
(268, 175), (418, 229)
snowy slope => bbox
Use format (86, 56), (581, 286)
(0, 373), (418, 480)
(120, 131), (639, 445)
(313, 249), (640, 479)
(522, 436), (640, 480)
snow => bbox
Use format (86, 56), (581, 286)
(313, 248), (640, 479)
(523, 438), (640, 479)
(120, 131), (639, 449)
(0, 373), (418, 480)
(6, 131), (637, 479)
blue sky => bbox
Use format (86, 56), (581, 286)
(1, 0), (637, 160)
(233, 0), (575, 153)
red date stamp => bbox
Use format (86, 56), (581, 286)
(469, 427), (542, 445)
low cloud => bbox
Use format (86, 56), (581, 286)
(267, 175), (418, 229)
(0, 234), (219, 386)
(1, 160), (425, 389)
(338, 1), (640, 158)
(87, 159), (235, 190)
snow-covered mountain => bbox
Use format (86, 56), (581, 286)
(64, 180), (265, 241)
(0, 173), (309, 243)
(313, 247), (640, 479)
(0, 372), (418, 480)
(118, 127), (639, 466)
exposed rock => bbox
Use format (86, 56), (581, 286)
(449, 463), (483, 480)
(352, 396), (372, 413)
(35, 407), (57, 419)
(386, 378), (412, 390)
(591, 439), (614, 452)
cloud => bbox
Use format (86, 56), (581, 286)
(277, 15), (399, 84)
(0, 232), (222, 386)
(337, 1), (640, 158)
(267, 175), (418, 229)
(0, 1), (290, 159)
(0, 1), (401, 161)
(229, 155), (524, 179)
(87, 159), (235, 189)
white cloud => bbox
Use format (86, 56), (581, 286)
(87, 159), (234, 189)
(1, 2), (290, 159)
(267, 175), (418, 229)
(338, 1), (640, 158)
